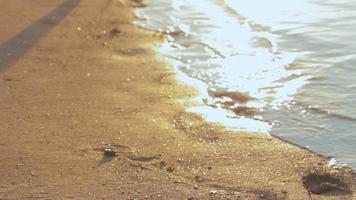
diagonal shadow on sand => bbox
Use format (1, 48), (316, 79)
(0, 0), (80, 71)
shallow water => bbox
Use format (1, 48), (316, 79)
(133, 0), (356, 168)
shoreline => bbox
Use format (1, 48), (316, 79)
(134, 0), (356, 170)
(0, 0), (354, 199)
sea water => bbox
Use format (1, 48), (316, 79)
(133, 0), (356, 168)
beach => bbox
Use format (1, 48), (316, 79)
(0, 0), (354, 199)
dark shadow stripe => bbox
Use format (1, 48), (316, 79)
(0, 0), (80, 71)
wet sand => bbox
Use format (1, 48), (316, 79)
(0, 0), (354, 199)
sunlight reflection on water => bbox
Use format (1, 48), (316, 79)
(134, 0), (356, 168)
(135, 0), (308, 132)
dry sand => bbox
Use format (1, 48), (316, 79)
(0, 0), (354, 199)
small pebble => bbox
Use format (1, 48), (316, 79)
(104, 147), (118, 157)
(209, 189), (218, 195)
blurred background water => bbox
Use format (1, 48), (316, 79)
(133, 0), (356, 168)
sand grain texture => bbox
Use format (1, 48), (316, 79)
(0, 0), (354, 199)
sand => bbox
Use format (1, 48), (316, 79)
(0, 0), (354, 199)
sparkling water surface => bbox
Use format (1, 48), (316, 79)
(134, 0), (356, 168)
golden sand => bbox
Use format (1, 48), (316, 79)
(0, 0), (353, 199)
